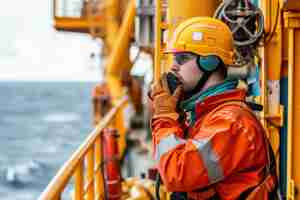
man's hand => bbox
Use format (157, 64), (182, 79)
(151, 73), (183, 121)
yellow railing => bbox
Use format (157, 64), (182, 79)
(38, 96), (128, 200)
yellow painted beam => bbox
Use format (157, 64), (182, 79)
(105, 0), (121, 54)
(287, 27), (295, 200)
(168, 0), (219, 25)
(105, 0), (135, 156)
(292, 26), (300, 200)
(154, 0), (162, 83)
(259, 1), (282, 169)
(106, 0), (135, 99)
(284, 12), (300, 200)
(261, 0), (282, 80)
(54, 17), (105, 33)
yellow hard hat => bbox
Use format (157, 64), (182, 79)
(165, 17), (235, 65)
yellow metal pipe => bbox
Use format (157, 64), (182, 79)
(262, 0), (282, 80)
(75, 161), (84, 200)
(292, 25), (300, 200)
(287, 27), (294, 200)
(86, 147), (95, 200)
(105, 0), (135, 156)
(260, 46), (268, 130)
(261, 0), (282, 117)
(284, 11), (300, 200)
(106, 0), (135, 99)
(259, 0), (282, 163)
(167, 0), (220, 35)
(168, 0), (219, 25)
(38, 96), (128, 200)
(259, 1), (267, 130)
(154, 0), (162, 83)
(261, 0), (271, 34)
(165, 0), (220, 71)
(105, 0), (121, 53)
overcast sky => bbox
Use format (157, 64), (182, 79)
(0, 0), (102, 81)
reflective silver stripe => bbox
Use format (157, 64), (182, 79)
(192, 139), (224, 183)
(155, 134), (185, 160)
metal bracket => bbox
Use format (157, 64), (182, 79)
(265, 105), (284, 127)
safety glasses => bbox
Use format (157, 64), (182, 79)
(174, 53), (197, 65)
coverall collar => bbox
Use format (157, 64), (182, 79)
(180, 79), (246, 125)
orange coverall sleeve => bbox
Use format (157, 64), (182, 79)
(151, 105), (266, 192)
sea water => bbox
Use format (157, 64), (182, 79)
(0, 81), (96, 200)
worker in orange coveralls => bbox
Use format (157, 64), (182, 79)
(150, 17), (279, 200)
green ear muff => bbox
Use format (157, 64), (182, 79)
(197, 55), (220, 72)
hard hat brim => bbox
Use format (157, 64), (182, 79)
(164, 48), (186, 54)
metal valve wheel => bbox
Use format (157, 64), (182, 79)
(214, 0), (264, 47)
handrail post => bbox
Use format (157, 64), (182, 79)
(87, 147), (95, 200)
(95, 135), (104, 199)
(75, 160), (84, 200)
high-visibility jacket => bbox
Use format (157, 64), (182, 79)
(151, 89), (270, 200)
